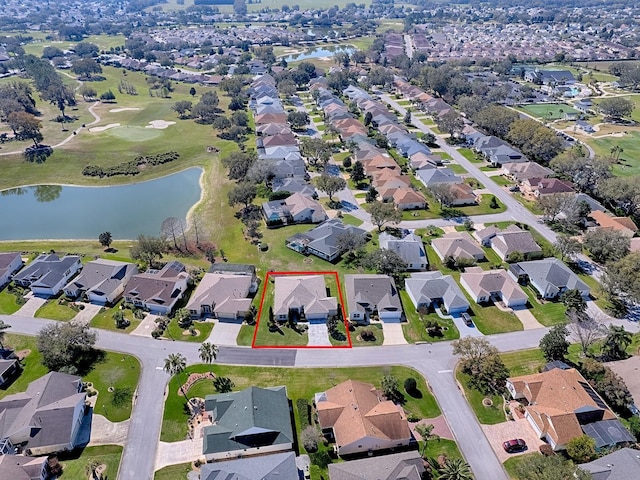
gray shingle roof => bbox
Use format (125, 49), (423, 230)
(378, 233), (427, 269)
(344, 274), (402, 317)
(580, 447), (640, 480)
(202, 386), (293, 456)
(64, 259), (136, 298)
(13, 254), (81, 288)
(405, 272), (470, 313)
(513, 258), (589, 297)
(328, 451), (424, 480)
(200, 452), (298, 480)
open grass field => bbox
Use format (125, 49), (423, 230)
(161, 364), (441, 444)
(21, 34), (126, 56)
(587, 130), (640, 177)
(519, 103), (578, 120)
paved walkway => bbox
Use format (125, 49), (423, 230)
(206, 321), (239, 346)
(130, 313), (160, 337)
(155, 438), (204, 471)
(72, 303), (103, 324)
(14, 295), (46, 317)
(307, 323), (332, 346)
(382, 322), (408, 345)
(512, 307), (545, 330)
(88, 414), (130, 446)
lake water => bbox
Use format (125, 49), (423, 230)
(0, 168), (202, 240)
(284, 45), (355, 62)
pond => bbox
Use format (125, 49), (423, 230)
(284, 45), (355, 62)
(0, 168), (202, 240)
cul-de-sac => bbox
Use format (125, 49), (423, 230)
(2, 0), (640, 479)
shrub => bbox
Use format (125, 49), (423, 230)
(407, 413), (421, 422)
(151, 328), (163, 339)
(297, 398), (310, 428)
(302, 426), (321, 453)
(309, 449), (331, 468)
(361, 329), (376, 341)
(113, 311), (131, 329)
(404, 377), (417, 394)
(539, 444), (555, 456)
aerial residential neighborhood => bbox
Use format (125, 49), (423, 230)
(1, 0), (640, 479)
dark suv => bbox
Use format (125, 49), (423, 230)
(461, 312), (473, 326)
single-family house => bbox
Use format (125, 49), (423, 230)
(271, 178), (317, 199)
(589, 210), (638, 238)
(199, 451), (299, 480)
(123, 261), (190, 315)
(576, 120), (595, 133)
(506, 367), (634, 451)
(0, 455), (58, 480)
(489, 225), (542, 261)
(208, 263), (258, 292)
(502, 162), (553, 182)
(0, 252), (22, 287)
(379, 232), (427, 271)
(0, 372), (87, 456)
(416, 168), (461, 188)
(404, 271), (470, 315)
(286, 219), (368, 262)
(315, 380), (413, 457)
(574, 99), (593, 113)
(13, 254), (82, 297)
(273, 275), (337, 322)
(63, 259), (138, 305)
(509, 258), (590, 299)
(186, 273), (253, 320)
(431, 232), (485, 263)
(473, 226), (500, 247)
(0, 349), (20, 388)
(524, 69), (576, 85)
(409, 152), (441, 170)
(525, 178), (575, 197)
(329, 451), (425, 480)
(447, 183), (477, 206)
(262, 192), (327, 226)
(344, 274), (402, 323)
(383, 188), (426, 211)
(460, 267), (528, 308)
(202, 386), (294, 461)
(580, 448), (640, 479)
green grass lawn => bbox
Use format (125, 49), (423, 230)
(513, 193), (544, 215)
(34, 298), (78, 321)
(457, 147), (484, 163)
(341, 214), (364, 226)
(89, 300), (141, 333)
(164, 319), (214, 343)
(0, 334), (140, 422)
(349, 323), (384, 346)
(424, 438), (462, 460)
(503, 453), (538, 479)
(0, 288), (22, 314)
(59, 445), (122, 480)
(400, 290), (459, 343)
(501, 349), (546, 377)
(491, 175), (514, 187)
(456, 369), (505, 425)
(161, 364), (441, 442)
(236, 324), (255, 346)
(588, 131), (640, 177)
(524, 287), (568, 327)
(441, 194), (506, 217)
(520, 103), (578, 120)
(447, 163), (468, 175)
(468, 302), (523, 335)
(154, 462), (194, 480)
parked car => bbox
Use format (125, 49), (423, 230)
(503, 439), (527, 453)
(461, 312), (473, 327)
(508, 185), (520, 192)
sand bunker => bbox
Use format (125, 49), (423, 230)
(145, 120), (176, 130)
(89, 123), (120, 132)
(109, 107), (141, 113)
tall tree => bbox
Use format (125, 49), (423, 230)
(452, 337), (509, 394)
(561, 289), (587, 319)
(98, 231), (113, 249)
(368, 201), (402, 232)
(37, 322), (97, 374)
(583, 229), (630, 264)
(601, 325), (632, 360)
(130, 235), (166, 268)
(361, 249), (407, 284)
(603, 252), (640, 306)
(7, 111), (43, 146)
(539, 324), (570, 361)
(227, 182), (257, 209)
(172, 100), (192, 119)
(199, 342), (219, 373)
(314, 174), (346, 202)
(515, 453), (591, 480)
(599, 97), (634, 120)
(300, 137), (331, 167)
(42, 83), (76, 117)
(554, 234), (581, 261)
(415, 423), (439, 457)
(350, 160), (366, 184)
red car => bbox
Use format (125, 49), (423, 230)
(503, 439), (527, 453)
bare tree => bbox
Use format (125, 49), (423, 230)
(161, 217), (187, 250)
(569, 311), (606, 357)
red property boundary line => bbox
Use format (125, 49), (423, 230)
(251, 271), (352, 349)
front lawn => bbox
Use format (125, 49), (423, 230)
(34, 297), (78, 321)
(59, 446), (122, 480)
(503, 453), (538, 479)
(456, 369), (505, 425)
(161, 364), (441, 443)
(524, 288), (567, 327)
(0, 334), (48, 399)
(457, 148), (484, 163)
(400, 290), (459, 343)
(154, 463), (193, 480)
(349, 323), (384, 346)
(501, 349), (546, 377)
(341, 214), (364, 226)
(164, 319), (214, 343)
(467, 302), (523, 335)
(89, 300), (141, 333)
(424, 438), (462, 460)
(0, 288), (22, 314)
(441, 194), (506, 217)
(491, 175), (514, 187)
(447, 163), (468, 175)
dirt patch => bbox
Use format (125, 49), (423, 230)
(15, 349), (31, 360)
(182, 329), (200, 336)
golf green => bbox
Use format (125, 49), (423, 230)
(106, 126), (163, 142)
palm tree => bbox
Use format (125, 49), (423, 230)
(0, 320), (11, 349)
(199, 342), (219, 373)
(164, 353), (187, 396)
(438, 457), (473, 480)
(415, 423), (439, 457)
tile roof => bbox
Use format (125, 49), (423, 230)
(590, 210), (638, 234)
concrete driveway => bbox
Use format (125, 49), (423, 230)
(307, 323), (331, 346)
(89, 414), (130, 446)
(481, 416), (545, 463)
(14, 295), (47, 317)
(155, 438), (204, 471)
(512, 307), (545, 330)
(72, 303), (103, 325)
(206, 321), (239, 346)
(131, 313), (160, 337)
(382, 321), (408, 345)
